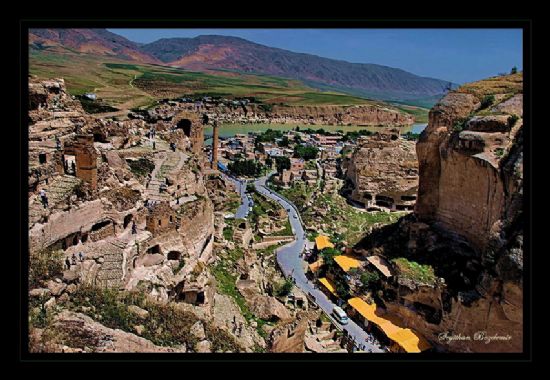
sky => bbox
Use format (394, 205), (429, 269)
(108, 29), (523, 84)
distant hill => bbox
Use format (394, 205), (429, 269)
(29, 29), (455, 106)
(29, 28), (160, 64)
(140, 35), (455, 104)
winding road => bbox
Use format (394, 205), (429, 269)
(221, 173), (251, 219)
(252, 173), (385, 353)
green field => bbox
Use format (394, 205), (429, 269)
(29, 49), (416, 117)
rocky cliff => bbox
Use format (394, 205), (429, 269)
(355, 73), (523, 353)
(206, 103), (414, 127)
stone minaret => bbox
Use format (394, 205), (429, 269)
(211, 121), (219, 169)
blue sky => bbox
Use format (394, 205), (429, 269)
(108, 29), (523, 84)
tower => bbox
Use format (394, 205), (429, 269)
(211, 121), (219, 169)
(74, 134), (97, 191)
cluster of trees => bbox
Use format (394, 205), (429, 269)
(255, 129), (283, 143)
(294, 145), (319, 160)
(228, 159), (264, 177)
(341, 130), (373, 142)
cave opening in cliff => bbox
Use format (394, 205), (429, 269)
(123, 214), (133, 229)
(38, 153), (47, 164)
(146, 245), (161, 255)
(413, 302), (442, 324)
(196, 291), (205, 304)
(91, 220), (111, 232)
(177, 119), (192, 137)
(167, 251), (181, 261)
(375, 195), (394, 208)
(401, 195), (416, 201)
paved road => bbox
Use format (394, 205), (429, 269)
(254, 173), (385, 353)
(222, 173), (250, 219)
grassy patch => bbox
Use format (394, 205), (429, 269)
(391, 257), (436, 286)
(126, 158), (155, 178)
(66, 285), (241, 352)
(223, 226), (234, 240)
(29, 248), (64, 289)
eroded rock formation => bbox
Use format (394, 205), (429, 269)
(345, 130), (418, 211)
(355, 73), (523, 353)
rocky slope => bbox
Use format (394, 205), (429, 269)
(355, 73), (523, 353)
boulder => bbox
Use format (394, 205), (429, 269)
(127, 305), (149, 320)
(190, 321), (206, 341)
(63, 270), (79, 284)
(29, 288), (52, 298)
(141, 254), (165, 267)
(66, 284), (78, 294)
(46, 280), (67, 297)
(58, 293), (70, 304)
(44, 297), (56, 310)
(134, 325), (145, 336)
(195, 340), (211, 353)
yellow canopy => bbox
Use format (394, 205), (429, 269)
(347, 297), (431, 353)
(315, 235), (334, 250)
(334, 255), (362, 272)
(319, 277), (337, 296)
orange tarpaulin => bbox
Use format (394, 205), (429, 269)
(334, 255), (362, 272)
(315, 235), (334, 251)
(347, 297), (431, 353)
(319, 277), (337, 296)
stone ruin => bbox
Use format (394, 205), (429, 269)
(344, 129), (419, 211)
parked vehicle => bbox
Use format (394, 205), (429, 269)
(332, 306), (349, 325)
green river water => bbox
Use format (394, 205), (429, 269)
(204, 123), (427, 143)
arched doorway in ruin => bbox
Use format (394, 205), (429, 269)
(176, 119), (192, 137)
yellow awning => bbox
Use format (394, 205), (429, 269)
(319, 277), (337, 296)
(387, 329), (432, 353)
(315, 235), (334, 250)
(347, 297), (431, 353)
(334, 255), (362, 272)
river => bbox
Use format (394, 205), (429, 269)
(204, 123), (427, 144)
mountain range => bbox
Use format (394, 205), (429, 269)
(29, 28), (455, 106)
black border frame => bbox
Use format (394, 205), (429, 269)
(18, 17), (532, 364)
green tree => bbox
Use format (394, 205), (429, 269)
(265, 157), (273, 168)
(275, 156), (291, 174)
(360, 270), (380, 288)
(480, 95), (496, 110)
(511, 66), (518, 74)
(275, 278), (294, 297)
(278, 136), (290, 147)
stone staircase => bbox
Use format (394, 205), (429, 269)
(29, 175), (82, 225)
(145, 149), (189, 203)
(95, 241), (125, 288)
